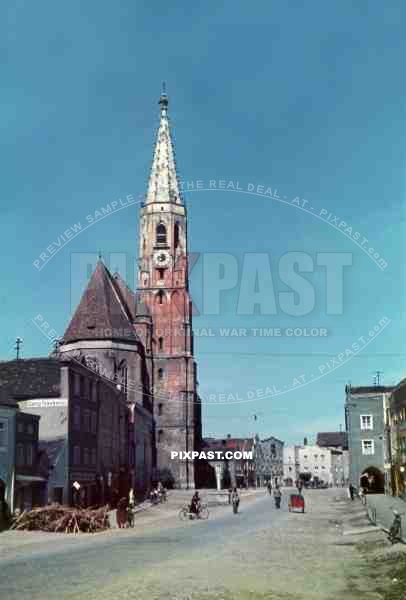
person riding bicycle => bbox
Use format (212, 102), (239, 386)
(190, 491), (201, 515)
(157, 481), (166, 502)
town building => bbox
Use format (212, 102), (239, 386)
(200, 436), (256, 489)
(14, 410), (49, 511)
(0, 388), (49, 514)
(297, 444), (333, 484)
(388, 378), (406, 497)
(316, 431), (349, 487)
(345, 384), (393, 493)
(255, 436), (284, 486)
(0, 392), (17, 512)
(59, 90), (202, 488)
(283, 445), (300, 486)
(0, 357), (153, 506)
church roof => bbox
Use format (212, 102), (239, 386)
(62, 260), (139, 344)
(145, 90), (183, 205)
(112, 272), (137, 321)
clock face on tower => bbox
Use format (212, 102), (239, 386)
(153, 250), (171, 268)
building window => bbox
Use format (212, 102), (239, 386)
(83, 448), (89, 466)
(73, 406), (80, 430)
(83, 409), (91, 433)
(74, 373), (80, 395)
(320, 454), (325, 460)
(73, 446), (80, 465)
(156, 223), (167, 245)
(361, 440), (374, 455)
(158, 337), (163, 351)
(303, 454), (308, 459)
(26, 443), (33, 466)
(17, 422), (24, 434)
(16, 443), (24, 466)
(158, 268), (165, 280)
(92, 382), (97, 403)
(314, 454), (318, 459)
(174, 223), (180, 249)
(27, 424), (34, 435)
(158, 403), (163, 416)
(360, 415), (373, 431)
(158, 368), (164, 380)
(156, 290), (165, 305)
(91, 411), (97, 434)
(91, 448), (97, 466)
(0, 420), (8, 450)
(158, 430), (163, 443)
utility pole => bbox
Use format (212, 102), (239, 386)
(15, 337), (23, 360)
(374, 371), (383, 386)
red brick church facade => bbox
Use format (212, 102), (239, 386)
(136, 92), (202, 487)
(60, 91), (202, 489)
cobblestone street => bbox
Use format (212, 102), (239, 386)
(1, 488), (401, 600)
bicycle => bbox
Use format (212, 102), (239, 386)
(178, 503), (209, 521)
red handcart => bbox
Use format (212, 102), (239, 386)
(288, 493), (305, 513)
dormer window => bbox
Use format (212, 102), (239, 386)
(156, 223), (167, 246)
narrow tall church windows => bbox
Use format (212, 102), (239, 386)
(174, 223), (180, 249)
(158, 337), (163, 351)
(156, 290), (165, 305)
(156, 223), (167, 245)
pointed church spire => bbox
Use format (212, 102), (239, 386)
(145, 88), (183, 205)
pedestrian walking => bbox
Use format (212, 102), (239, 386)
(231, 487), (240, 514)
(273, 485), (282, 509)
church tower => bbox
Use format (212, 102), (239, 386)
(137, 90), (202, 488)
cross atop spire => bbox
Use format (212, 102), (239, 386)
(145, 88), (183, 205)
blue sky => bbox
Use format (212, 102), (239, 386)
(1, 0), (405, 443)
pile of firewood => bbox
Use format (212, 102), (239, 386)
(11, 504), (110, 534)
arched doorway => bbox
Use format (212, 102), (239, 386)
(360, 467), (384, 493)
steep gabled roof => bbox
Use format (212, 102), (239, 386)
(112, 272), (137, 321)
(62, 260), (138, 344)
(316, 432), (348, 449)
